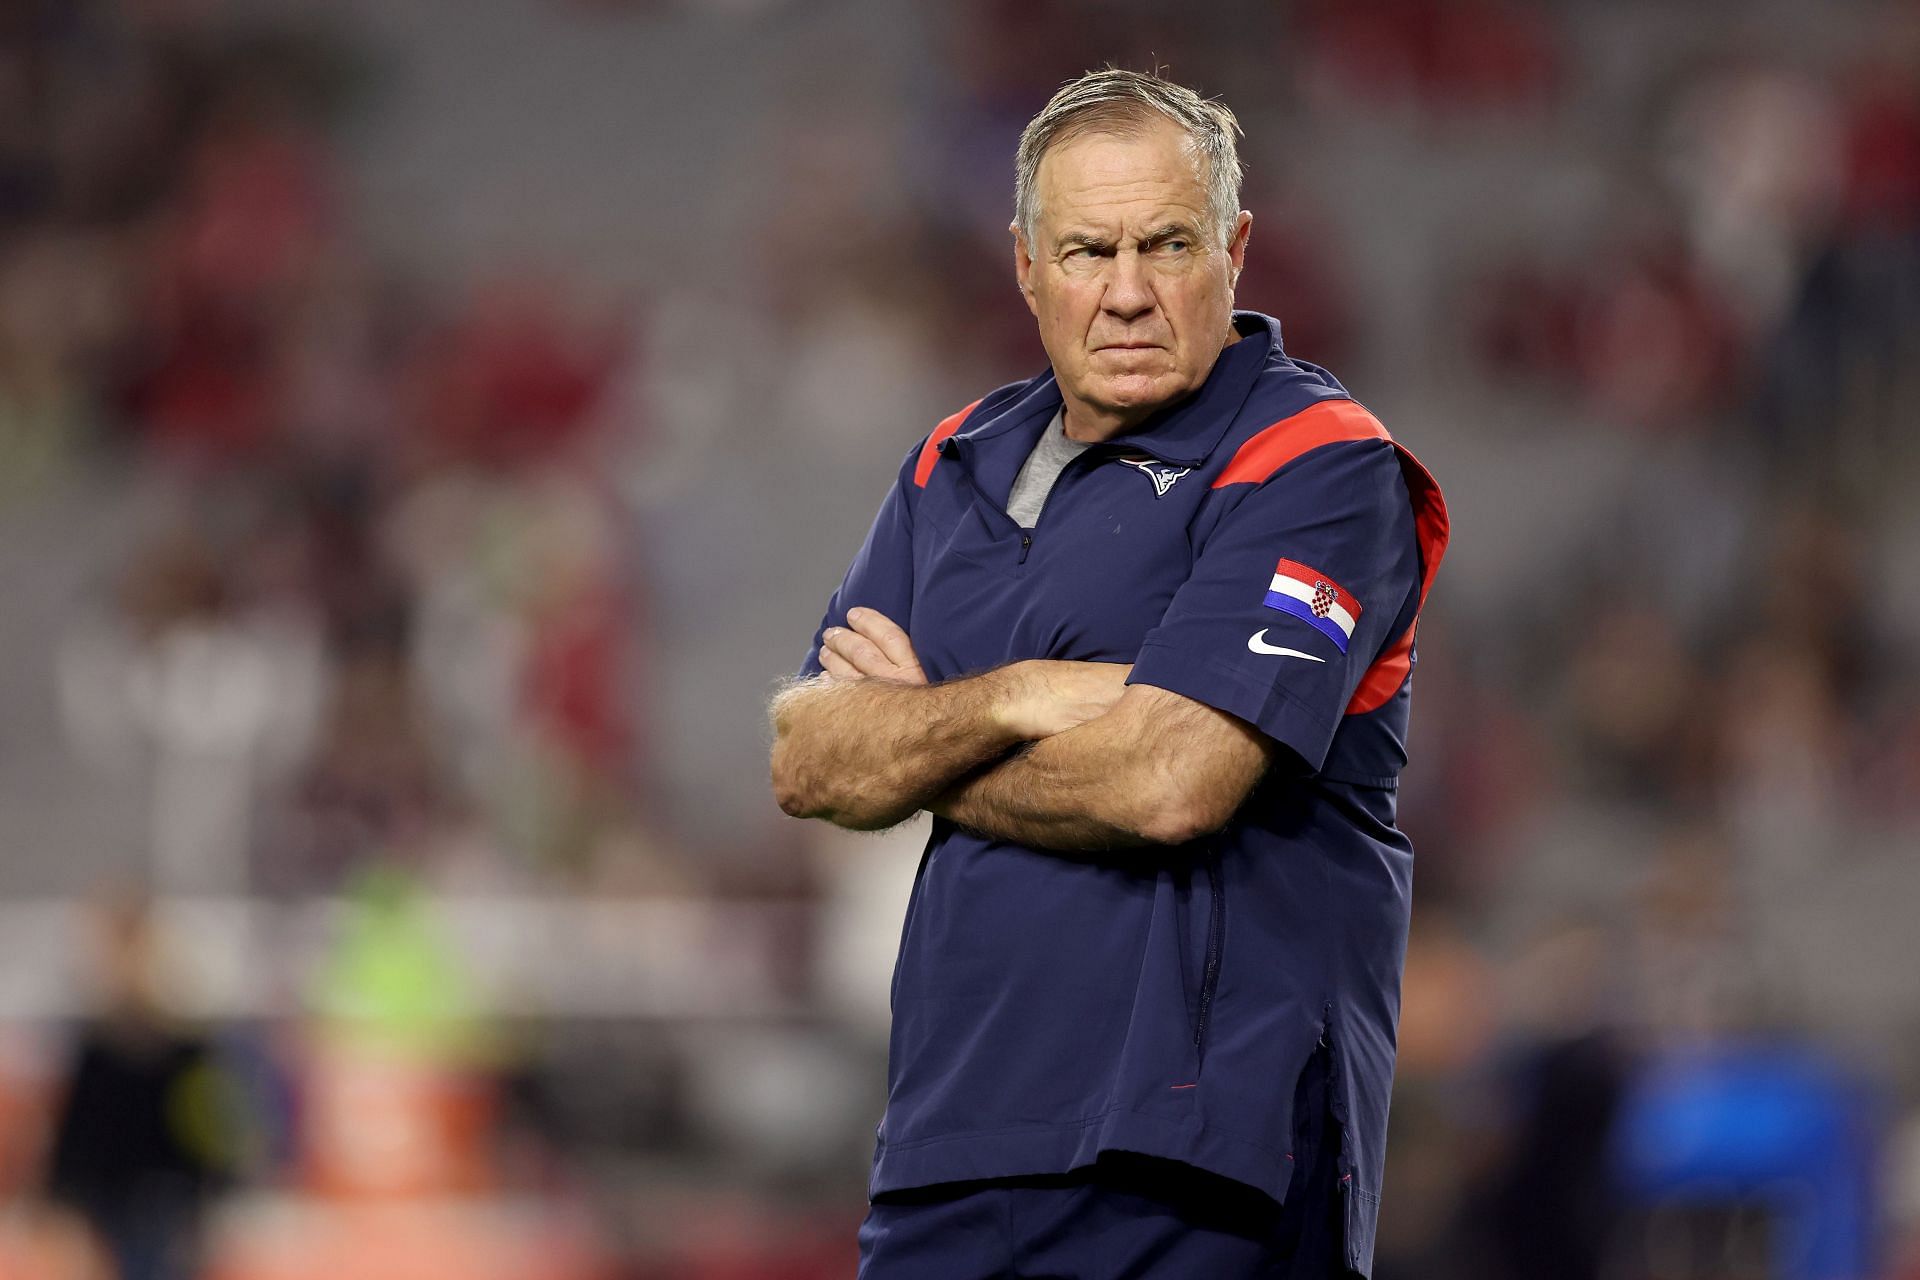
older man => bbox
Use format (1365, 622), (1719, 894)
(771, 70), (1447, 1278)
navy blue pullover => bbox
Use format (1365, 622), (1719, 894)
(799, 312), (1449, 1275)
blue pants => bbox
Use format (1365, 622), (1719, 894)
(859, 1052), (1354, 1278)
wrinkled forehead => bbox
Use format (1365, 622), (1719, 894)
(1031, 121), (1211, 230)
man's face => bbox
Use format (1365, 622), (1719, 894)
(1015, 118), (1251, 438)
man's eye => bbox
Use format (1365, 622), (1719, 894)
(1156, 239), (1190, 254)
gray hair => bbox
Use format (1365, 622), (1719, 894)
(1014, 68), (1245, 250)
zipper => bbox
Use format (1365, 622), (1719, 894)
(943, 441), (1030, 569)
(943, 433), (1103, 567)
(1192, 846), (1225, 1055)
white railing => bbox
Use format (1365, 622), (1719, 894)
(0, 897), (814, 1020)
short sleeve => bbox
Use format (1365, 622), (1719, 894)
(1127, 440), (1420, 773)
(798, 444), (921, 678)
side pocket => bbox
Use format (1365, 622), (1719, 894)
(1191, 847), (1226, 1060)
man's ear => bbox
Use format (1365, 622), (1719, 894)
(1227, 211), (1252, 290)
(1011, 222), (1039, 318)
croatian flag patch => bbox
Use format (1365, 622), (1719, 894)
(1264, 559), (1362, 654)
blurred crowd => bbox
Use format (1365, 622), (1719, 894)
(0, 0), (1916, 1277)
(2, 2), (665, 897)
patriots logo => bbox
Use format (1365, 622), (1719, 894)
(1117, 456), (1191, 498)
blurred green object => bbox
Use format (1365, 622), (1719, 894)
(309, 866), (489, 1061)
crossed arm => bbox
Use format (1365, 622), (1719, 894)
(769, 608), (1277, 850)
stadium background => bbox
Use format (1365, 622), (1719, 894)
(0, 0), (1915, 1276)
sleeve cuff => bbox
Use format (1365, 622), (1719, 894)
(1127, 640), (1338, 774)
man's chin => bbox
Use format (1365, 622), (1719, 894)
(1088, 372), (1184, 415)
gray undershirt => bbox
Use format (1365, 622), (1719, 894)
(1005, 410), (1093, 528)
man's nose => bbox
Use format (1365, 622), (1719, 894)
(1101, 250), (1155, 321)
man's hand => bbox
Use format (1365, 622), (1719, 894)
(773, 603), (1039, 831)
(818, 607), (927, 684)
(818, 607), (1130, 738)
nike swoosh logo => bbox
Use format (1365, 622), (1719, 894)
(1247, 630), (1326, 661)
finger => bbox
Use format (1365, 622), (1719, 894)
(818, 646), (860, 679)
(820, 628), (861, 667)
(846, 608), (919, 669)
(823, 626), (892, 677)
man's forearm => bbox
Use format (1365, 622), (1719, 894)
(932, 731), (1160, 850)
(770, 670), (1025, 830)
(930, 686), (1276, 852)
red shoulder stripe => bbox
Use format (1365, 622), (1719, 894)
(1211, 399), (1390, 488)
(912, 399), (982, 488)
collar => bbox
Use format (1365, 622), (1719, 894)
(949, 311), (1282, 468)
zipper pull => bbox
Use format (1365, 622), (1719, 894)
(1018, 533), (1032, 564)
